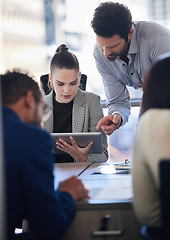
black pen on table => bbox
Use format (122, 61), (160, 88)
(77, 162), (94, 177)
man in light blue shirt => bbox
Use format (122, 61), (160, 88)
(91, 2), (170, 135)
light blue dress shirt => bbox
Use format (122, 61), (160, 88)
(93, 21), (170, 124)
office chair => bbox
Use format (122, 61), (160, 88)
(40, 73), (87, 95)
(40, 74), (52, 95)
(159, 160), (170, 238)
(141, 159), (170, 240)
(79, 73), (87, 91)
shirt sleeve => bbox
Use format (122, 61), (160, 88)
(147, 24), (170, 63)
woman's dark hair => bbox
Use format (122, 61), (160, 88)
(91, 2), (132, 41)
(50, 44), (79, 75)
(142, 54), (170, 114)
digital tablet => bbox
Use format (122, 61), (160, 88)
(51, 132), (103, 154)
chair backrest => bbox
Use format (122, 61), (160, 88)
(40, 73), (87, 95)
(40, 74), (52, 95)
(159, 159), (170, 237)
(79, 73), (87, 91)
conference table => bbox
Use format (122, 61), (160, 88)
(53, 162), (142, 240)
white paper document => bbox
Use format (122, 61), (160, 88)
(83, 176), (133, 200)
(89, 185), (133, 200)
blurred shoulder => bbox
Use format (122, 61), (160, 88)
(23, 121), (51, 143)
(138, 109), (170, 130)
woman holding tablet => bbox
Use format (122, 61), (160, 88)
(42, 44), (108, 163)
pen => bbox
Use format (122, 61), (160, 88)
(77, 162), (94, 177)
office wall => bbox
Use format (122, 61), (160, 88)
(0, 0), (48, 81)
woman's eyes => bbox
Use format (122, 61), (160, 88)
(70, 81), (77, 85)
(57, 83), (64, 86)
(57, 81), (77, 86)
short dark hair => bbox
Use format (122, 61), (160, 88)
(142, 54), (170, 114)
(1, 69), (41, 105)
(50, 44), (79, 75)
(91, 2), (132, 41)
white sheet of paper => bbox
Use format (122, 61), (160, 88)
(83, 176), (133, 200)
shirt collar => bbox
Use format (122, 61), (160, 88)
(128, 22), (138, 56)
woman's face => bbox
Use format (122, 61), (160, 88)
(50, 68), (81, 103)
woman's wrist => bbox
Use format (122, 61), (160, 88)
(75, 155), (87, 162)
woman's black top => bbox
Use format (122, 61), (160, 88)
(53, 94), (74, 162)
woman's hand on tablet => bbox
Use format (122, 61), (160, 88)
(56, 136), (93, 162)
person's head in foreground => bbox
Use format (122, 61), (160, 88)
(1, 69), (44, 127)
(142, 53), (170, 114)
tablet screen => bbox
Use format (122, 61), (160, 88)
(51, 132), (103, 154)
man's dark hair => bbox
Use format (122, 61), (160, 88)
(1, 69), (41, 105)
(91, 2), (132, 41)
